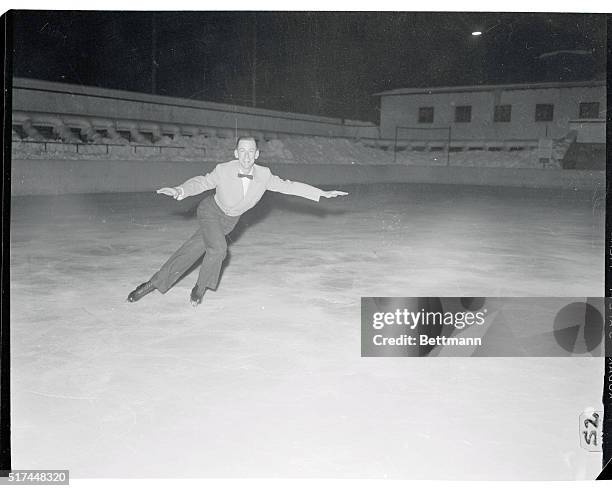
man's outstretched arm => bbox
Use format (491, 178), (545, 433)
(157, 166), (221, 200)
(266, 174), (348, 201)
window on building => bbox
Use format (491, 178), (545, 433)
(418, 107), (434, 123)
(535, 104), (554, 122)
(493, 105), (512, 122)
(579, 102), (600, 119)
(455, 105), (472, 123)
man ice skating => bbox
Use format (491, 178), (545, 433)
(127, 136), (348, 306)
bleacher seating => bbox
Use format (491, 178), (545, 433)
(11, 110), (585, 169)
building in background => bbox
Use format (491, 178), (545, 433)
(376, 80), (606, 145)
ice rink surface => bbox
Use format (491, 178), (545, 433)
(9, 182), (605, 479)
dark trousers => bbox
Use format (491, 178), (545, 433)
(150, 196), (240, 293)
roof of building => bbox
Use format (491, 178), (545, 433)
(374, 80), (606, 97)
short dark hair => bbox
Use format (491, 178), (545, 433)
(235, 136), (258, 149)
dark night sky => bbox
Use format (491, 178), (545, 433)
(12, 11), (607, 122)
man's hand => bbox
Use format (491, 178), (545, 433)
(156, 187), (184, 200)
(321, 190), (349, 199)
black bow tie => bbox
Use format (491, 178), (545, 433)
(238, 173), (253, 180)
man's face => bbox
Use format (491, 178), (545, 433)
(234, 139), (259, 171)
